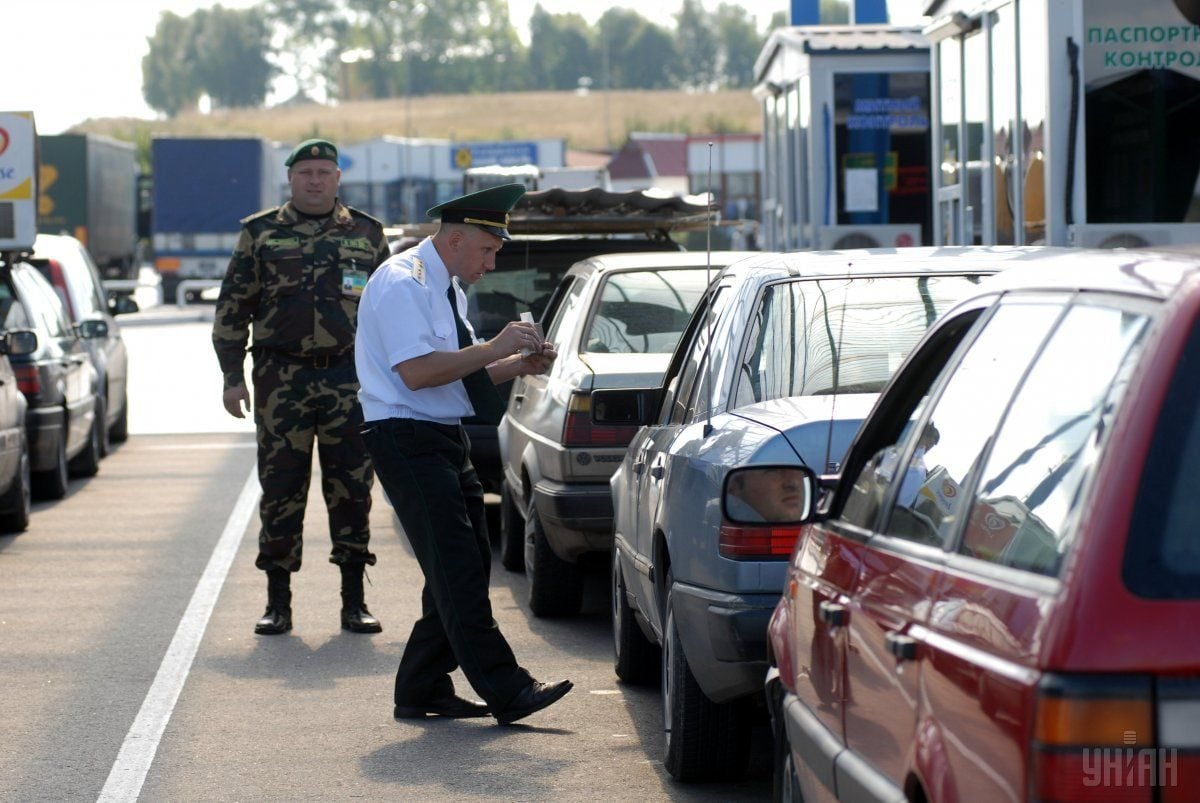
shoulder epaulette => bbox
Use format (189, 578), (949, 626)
(346, 206), (384, 227)
(240, 206), (281, 226)
(410, 256), (426, 286)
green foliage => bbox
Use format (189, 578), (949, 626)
(142, 6), (274, 116)
(713, 4), (761, 88)
(821, 0), (851, 24)
(192, 6), (276, 109)
(144, 1), (781, 112)
(142, 12), (202, 116)
(674, 0), (720, 89)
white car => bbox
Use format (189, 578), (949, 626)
(496, 250), (746, 617)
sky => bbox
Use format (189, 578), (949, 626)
(4, 0), (925, 134)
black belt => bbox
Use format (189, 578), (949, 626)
(256, 348), (352, 369)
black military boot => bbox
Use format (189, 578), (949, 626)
(340, 563), (382, 633)
(254, 568), (293, 635)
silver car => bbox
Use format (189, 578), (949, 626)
(596, 247), (1052, 782)
(497, 251), (746, 617)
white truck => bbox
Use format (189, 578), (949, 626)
(463, 164), (611, 194)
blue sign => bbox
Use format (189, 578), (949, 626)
(451, 141), (539, 170)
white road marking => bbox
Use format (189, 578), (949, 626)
(97, 465), (260, 803)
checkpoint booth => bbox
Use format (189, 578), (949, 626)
(924, 0), (1200, 247)
(753, 26), (933, 251)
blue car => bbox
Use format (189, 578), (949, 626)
(595, 246), (1059, 782)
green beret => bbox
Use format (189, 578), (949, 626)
(427, 183), (526, 240)
(286, 138), (338, 167)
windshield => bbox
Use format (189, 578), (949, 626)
(733, 274), (984, 405)
(582, 268), (710, 354)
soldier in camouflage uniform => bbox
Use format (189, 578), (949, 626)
(213, 138), (391, 636)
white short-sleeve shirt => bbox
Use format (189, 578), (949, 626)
(355, 237), (480, 424)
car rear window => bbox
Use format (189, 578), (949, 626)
(734, 274), (984, 406)
(582, 268), (710, 354)
(1125, 317), (1200, 598)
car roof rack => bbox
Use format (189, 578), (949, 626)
(386, 187), (722, 240)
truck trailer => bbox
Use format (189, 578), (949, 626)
(151, 137), (280, 303)
(37, 133), (138, 282)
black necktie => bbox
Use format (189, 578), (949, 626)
(446, 284), (507, 425)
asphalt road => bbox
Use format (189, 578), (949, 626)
(0, 291), (772, 801)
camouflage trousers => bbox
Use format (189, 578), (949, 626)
(251, 354), (375, 572)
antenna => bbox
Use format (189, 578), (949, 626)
(703, 141), (714, 438)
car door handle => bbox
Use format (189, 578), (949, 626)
(818, 601), (847, 627)
(885, 631), (918, 662)
(512, 393), (524, 405)
(649, 464), (664, 480)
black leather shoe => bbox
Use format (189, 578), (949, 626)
(254, 606), (292, 635)
(394, 694), (490, 719)
(495, 680), (573, 725)
(341, 605), (382, 633)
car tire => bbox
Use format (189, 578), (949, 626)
(33, 430), (69, 500)
(97, 395), (112, 458)
(662, 575), (752, 782)
(498, 482), (525, 572)
(0, 438), (32, 533)
(109, 392), (129, 443)
(69, 399), (103, 478)
(612, 545), (658, 685)
(524, 502), (583, 617)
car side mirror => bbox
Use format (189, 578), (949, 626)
(3, 329), (38, 357)
(591, 387), (659, 426)
(77, 319), (109, 339)
(722, 465), (818, 524)
(110, 295), (139, 315)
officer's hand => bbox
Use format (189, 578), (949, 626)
(222, 384), (251, 419)
(490, 320), (541, 358)
(518, 342), (557, 375)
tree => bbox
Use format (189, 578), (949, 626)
(821, 0), (851, 24)
(192, 6), (276, 109)
(596, 8), (678, 90)
(622, 23), (681, 90)
(674, 0), (719, 89)
(264, 0), (351, 102)
(713, 4), (762, 88)
(528, 6), (596, 91)
(142, 12), (202, 116)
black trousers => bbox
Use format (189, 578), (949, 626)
(362, 418), (531, 710)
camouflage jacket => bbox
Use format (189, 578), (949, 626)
(212, 200), (390, 389)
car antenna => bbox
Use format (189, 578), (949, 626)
(703, 141), (715, 438)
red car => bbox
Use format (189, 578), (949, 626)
(762, 248), (1200, 802)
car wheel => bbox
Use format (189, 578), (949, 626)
(109, 392), (129, 443)
(661, 575), (753, 781)
(97, 395), (112, 458)
(498, 482), (525, 572)
(612, 545), (658, 685)
(524, 502), (583, 617)
(0, 438), (32, 533)
(33, 430), (69, 500)
(68, 399), (103, 478)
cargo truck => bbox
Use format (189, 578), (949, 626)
(37, 134), (138, 282)
(150, 137), (280, 303)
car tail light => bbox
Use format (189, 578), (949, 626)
(13, 364), (40, 395)
(562, 391), (635, 448)
(717, 523), (803, 559)
(1030, 674), (1198, 801)
(45, 259), (75, 319)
